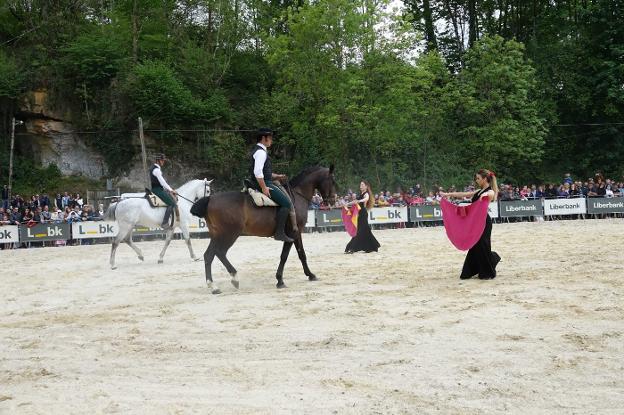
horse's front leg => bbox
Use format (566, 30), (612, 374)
(180, 225), (199, 261)
(275, 241), (293, 288)
(294, 236), (317, 281)
(158, 228), (175, 264)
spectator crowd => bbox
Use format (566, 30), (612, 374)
(308, 173), (624, 209)
(1, 186), (104, 227)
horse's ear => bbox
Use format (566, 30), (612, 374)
(329, 164), (335, 175)
(207, 179), (214, 184)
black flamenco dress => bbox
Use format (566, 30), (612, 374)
(460, 187), (501, 279)
(345, 193), (381, 253)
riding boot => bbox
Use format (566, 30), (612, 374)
(274, 207), (294, 243)
(162, 206), (173, 229)
(289, 209), (299, 234)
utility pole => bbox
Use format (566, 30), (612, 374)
(7, 117), (16, 201)
(138, 117), (148, 187)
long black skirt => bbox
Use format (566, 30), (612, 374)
(460, 215), (500, 279)
(345, 206), (380, 253)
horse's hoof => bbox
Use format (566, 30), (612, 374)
(138, 256), (144, 262)
(231, 279), (240, 289)
(276, 282), (287, 289)
(211, 288), (222, 295)
(158, 259), (163, 264)
(308, 275), (318, 281)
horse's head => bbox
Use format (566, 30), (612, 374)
(191, 178), (213, 201)
(318, 165), (337, 206)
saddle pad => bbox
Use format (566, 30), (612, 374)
(248, 188), (279, 207)
(148, 194), (169, 207)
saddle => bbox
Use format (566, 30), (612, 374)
(242, 179), (279, 207)
(144, 189), (170, 208)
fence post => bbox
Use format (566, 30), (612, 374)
(138, 117), (148, 188)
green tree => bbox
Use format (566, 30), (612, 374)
(456, 36), (546, 182)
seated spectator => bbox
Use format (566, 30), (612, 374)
(519, 185), (529, 199)
(98, 204), (105, 217)
(409, 194), (424, 206)
(425, 191), (435, 204)
(588, 174), (606, 197)
(605, 185), (614, 198)
(66, 207), (81, 223)
(501, 188), (516, 201)
(41, 205), (51, 223)
(75, 193), (84, 208)
(55, 193), (63, 211)
(558, 184), (570, 198)
(546, 184), (558, 198)
(0, 212), (10, 225)
(10, 207), (22, 224)
(535, 185), (545, 198)
(21, 208), (33, 224)
(52, 209), (64, 223)
(40, 194), (50, 208)
(569, 183), (580, 197)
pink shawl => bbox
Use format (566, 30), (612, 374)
(440, 197), (490, 251)
(342, 204), (360, 237)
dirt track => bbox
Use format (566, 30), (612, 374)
(1, 219), (623, 414)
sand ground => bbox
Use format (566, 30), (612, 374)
(1, 219), (623, 414)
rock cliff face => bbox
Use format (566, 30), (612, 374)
(17, 89), (213, 190)
(18, 89), (108, 180)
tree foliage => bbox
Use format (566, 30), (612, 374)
(0, 0), (622, 190)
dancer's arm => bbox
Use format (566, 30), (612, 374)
(440, 191), (475, 199)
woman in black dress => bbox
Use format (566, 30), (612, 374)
(441, 169), (500, 279)
(345, 181), (380, 254)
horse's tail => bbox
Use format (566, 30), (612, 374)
(190, 196), (210, 218)
(105, 203), (117, 221)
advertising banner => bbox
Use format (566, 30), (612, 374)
(488, 202), (499, 218)
(305, 210), (315, 228)
(368, 207), (408, 224)
(315, 209), (343, 227)
(0, 225), (20, 244)
(543, 198), (586, 216)
(586, 198), (624, 214)
(409, 205), (443, 222)
(72, 221), (118, 239)
(19, 223), (71, 242)
(185, 218), (209, 234)
(499, 200), (542, 217)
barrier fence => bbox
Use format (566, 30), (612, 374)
(1, 197), (623, 245)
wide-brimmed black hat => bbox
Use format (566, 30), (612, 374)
(256, 128), (274, 142)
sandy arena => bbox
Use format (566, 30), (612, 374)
(1, 219), (623, 414)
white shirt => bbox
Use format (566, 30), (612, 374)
(152, 164), (173, 191)
(253, 144), (268, 179)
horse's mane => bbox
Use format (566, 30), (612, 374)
(289, 166), (326, 187)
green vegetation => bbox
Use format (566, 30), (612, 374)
(0, 0), (622, 191)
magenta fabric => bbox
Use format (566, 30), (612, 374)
(441, 197), (490, 251)
(341, 204), (360, 237)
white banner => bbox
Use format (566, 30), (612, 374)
(543, 198), (586, 216)
(305, 210), (315, 228)
(184, 218), (209, 234)
(368, 207), (408, 224)
(488, 202), (499, 218)
(0, 225), (20, 243)
(72, 221), (118, 239)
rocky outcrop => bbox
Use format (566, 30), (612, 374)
(18, 89), (108, 179)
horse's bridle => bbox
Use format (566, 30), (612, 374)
(176, 180), (210, 204)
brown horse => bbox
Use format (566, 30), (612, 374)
(191, 166), (337, 294)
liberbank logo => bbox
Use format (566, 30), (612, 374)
(550, 202), (581, 210)
(504, 205), (537, 212)
(593, 201), (624, 209)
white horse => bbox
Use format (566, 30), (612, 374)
(105, 178), (212, 269)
